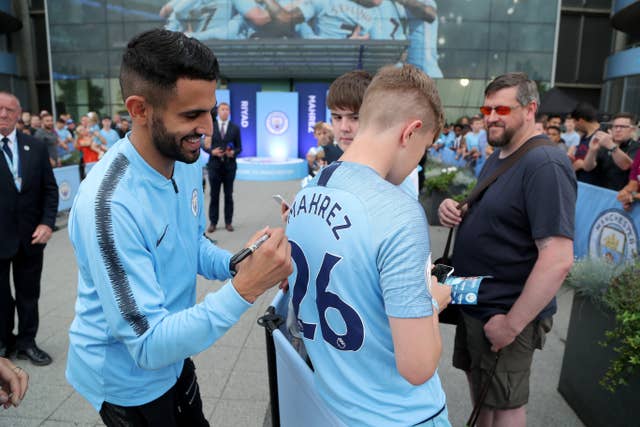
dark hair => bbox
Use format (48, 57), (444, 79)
(546, 125), (561, 133)
(571, 102), (598, 123)
(485, 72), (539, 107)
(102, 116), (111, 121)
(612, 112), (636, 123)
(56, 118), (65, 124)
(119, 29), (219, 108)
(327, 70), (372, 113)
(470, 115), (483, 123)
(548, 114), (562, 121)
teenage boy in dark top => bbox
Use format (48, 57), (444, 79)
(582, 112), (638, 191)
(438, 72), (576, 427)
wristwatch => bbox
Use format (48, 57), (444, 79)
(608, 145), (618, 155)
(229, 259), (238, 277)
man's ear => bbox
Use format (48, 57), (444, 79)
(401, 119), (423, 147)
(527, 101), (538, 120)
(125, 96), (150, 126)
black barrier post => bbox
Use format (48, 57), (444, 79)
(257, 307), (284, 427)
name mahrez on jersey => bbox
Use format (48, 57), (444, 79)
(289, 192), (352, 240)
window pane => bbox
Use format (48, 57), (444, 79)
(439, 50), (488, 79)
(487, 51), (508, 78)
(508, 23), (556, 52)
(439, 21), (489, 50)
(622, 76), (640, 115)
(52, 52), (108, 79)
(47, 0), (106, 24)
(579, 15), (612, 83)
(50, 24), (107, 52)
(435, 79), (487, 108)
(556, 14), (581, 83)
(506, 52), (553, 80)
(491, 0), (559, 23)
(438, 0), (492, 22)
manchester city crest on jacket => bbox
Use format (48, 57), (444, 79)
(191, 189), (198, 216)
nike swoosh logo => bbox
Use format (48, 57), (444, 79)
(156, 225), (168, 247)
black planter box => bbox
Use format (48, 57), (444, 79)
(558, 294), (640, 427)
(420, 189), (447, 226)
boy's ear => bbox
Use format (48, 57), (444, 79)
(401, 120), (423, 146)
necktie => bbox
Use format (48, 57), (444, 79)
(1, 137), (12, 163)
(220, 122), (226, 139)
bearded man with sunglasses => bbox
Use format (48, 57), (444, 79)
(438, 72), (576, 427)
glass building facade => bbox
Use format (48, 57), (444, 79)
(600, 0), (640, 117)
(45, 0), (560, 122)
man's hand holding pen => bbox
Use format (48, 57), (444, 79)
(231, 227), (292, 304)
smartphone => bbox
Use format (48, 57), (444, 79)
(272, 194), (290, 210)
(432, 264), (454, 283)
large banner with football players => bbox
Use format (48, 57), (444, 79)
(158, 0), (442, 77)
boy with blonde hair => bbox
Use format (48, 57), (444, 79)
(285, 65), (452, 426)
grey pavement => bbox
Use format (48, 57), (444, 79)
(0, 179), (583, 427)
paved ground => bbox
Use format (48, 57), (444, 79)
(0, 178), (584, 427)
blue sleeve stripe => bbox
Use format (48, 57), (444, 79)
(317, 161), (342, 187)
(95, 153), (150, 337)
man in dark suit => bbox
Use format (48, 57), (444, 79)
(205, 102), (241, 232)
(0, 92), (58, 366)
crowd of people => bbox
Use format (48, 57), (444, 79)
(1, 24), (638, 427)
(427, 103), (639, 212)
(17, 110), (130, 170)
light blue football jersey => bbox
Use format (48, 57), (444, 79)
(297, 0), (376, 39)
(286, 161), (447, 426)
(370, 0), (406, 40)
(406, 0), (442, 78)
(166, 0), (238, 39)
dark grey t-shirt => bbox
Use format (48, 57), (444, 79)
(34, 128), (60, 161)
(452, 140), (577, 321)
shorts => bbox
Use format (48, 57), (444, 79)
(452, 311), (552, 410)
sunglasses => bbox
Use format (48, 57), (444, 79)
(479, 105), (522, 116)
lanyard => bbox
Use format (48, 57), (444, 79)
(2, 143), (21, 191)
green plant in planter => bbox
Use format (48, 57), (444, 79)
(600, 261), (640, 392)
(563, 257), (640, 392)
(423, 160), (477, 198)
(563, 257), (624, 306)
(424, 170), (457, 194)
(452, 181), (476, 203)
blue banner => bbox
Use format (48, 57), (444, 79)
(574, 182), (639, 261)
(53, 165), (81, 211)
(229, 83), (260, 157)
(256, 92), (299, 160)
(294, 82), (329, 158)
(215, 89), (230, 106)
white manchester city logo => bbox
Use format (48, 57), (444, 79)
(588, 209), (638, 262)
(266, 111), (288, 135)
(191, 189), (198, 216)
(59, 181), (71, 201)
